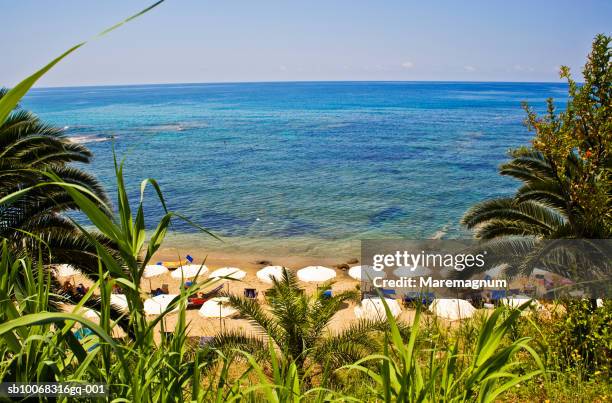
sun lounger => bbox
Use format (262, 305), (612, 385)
(244, 288), (258, 299)
(201, 284), (224, 299)
(380, 288), (396, 298)
(491, 290), (507, 300)
(316, 286), (332, 298)
(157, 254), (194, 269)
(188, 297), (207, 309)
(402, 292), (435, 307)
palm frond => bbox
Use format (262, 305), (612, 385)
(224, 293), (284, 344)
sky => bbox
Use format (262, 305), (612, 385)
(2, 0), (611, 87)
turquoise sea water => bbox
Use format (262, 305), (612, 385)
(22, 82), (567, 257)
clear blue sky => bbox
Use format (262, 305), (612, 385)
(2, 0), (611, 87)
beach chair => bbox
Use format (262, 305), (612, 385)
(422, 292), (435, 306)
(316, 285), (332, 298)
(491, 290), (507, 302)
(201, 284), (224, 299)
(381, 288), (396, 298)
(187, 297), (206, 309)
(157, 254), (194, 269)
(244, 288), (258, 299)
(74, 328), (98, 352)
(402, 292), (415, 307)
(403, 292), (435, 308)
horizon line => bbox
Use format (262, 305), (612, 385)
(29, 78), (569, 91)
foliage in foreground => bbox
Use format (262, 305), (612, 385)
(463, 34), (610, 241)
(461, 34), (611, 282)
(342, 302), (543, 402)
(209, 268), (397, 383)
(0, 245), (546, 401)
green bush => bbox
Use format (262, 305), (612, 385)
(547, 300), (611, 375)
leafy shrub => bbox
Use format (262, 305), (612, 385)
(546, 300), (611, 375)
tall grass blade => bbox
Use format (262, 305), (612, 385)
(0, 1), (165, 125)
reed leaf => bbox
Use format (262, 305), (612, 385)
(0, 1), (165, 126)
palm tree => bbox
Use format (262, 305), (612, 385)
(460, 35), (611, 282)
(208, 268), (396, 382)
(462, 147), (575, 240)
(461, 35), (612, 283)
(460, 147), (611, 280)
(0, 88), (131, 330)
(0, 88), (115, 270)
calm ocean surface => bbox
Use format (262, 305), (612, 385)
(22, 82), (567, 257)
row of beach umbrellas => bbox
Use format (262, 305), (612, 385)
(55, 262), (435, 284)
(355, 296), (541, 322)
(105, 293), (234, 318)
(142, 264), (247, 280)
(143, 264), (342, 284)
(84, 294), (545, 322)
(134, 292), (545, 319)
(354, 295), (546, 322)
(142, 294), (237, 318)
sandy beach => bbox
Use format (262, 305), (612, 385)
(147, 247), (373, 337)
(64, 245), (429, 340)
(66, 245), (535, 339)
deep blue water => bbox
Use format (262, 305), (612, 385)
(22, 81), (567, 254)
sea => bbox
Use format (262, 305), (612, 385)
(22, 81), (568, 258)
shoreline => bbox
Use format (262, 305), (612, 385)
(153, 232), (362, 270)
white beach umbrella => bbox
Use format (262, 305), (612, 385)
(68, 308), (101, 328)
(209, 267), (247, 280)
(484, 265), (507, 278)
(297, 266), (336, 282)
(110, 294), (129, 311)
(354, 297), (402, 319)
(429, 299), (476, 321)
(56, 264), (80, 278)
(143, 264), (169, 290)
(348, 265), (385, 281)
(501, 295), (542, 310)
(394, 266), (432, 278)
(198, 297), (238, 318)
(82, 308), (100, 321)
(143, 264), (168, 278)
(171, 264), (208, 280)
(257, 266), (286, 284)
(143, 294), (179, 315)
